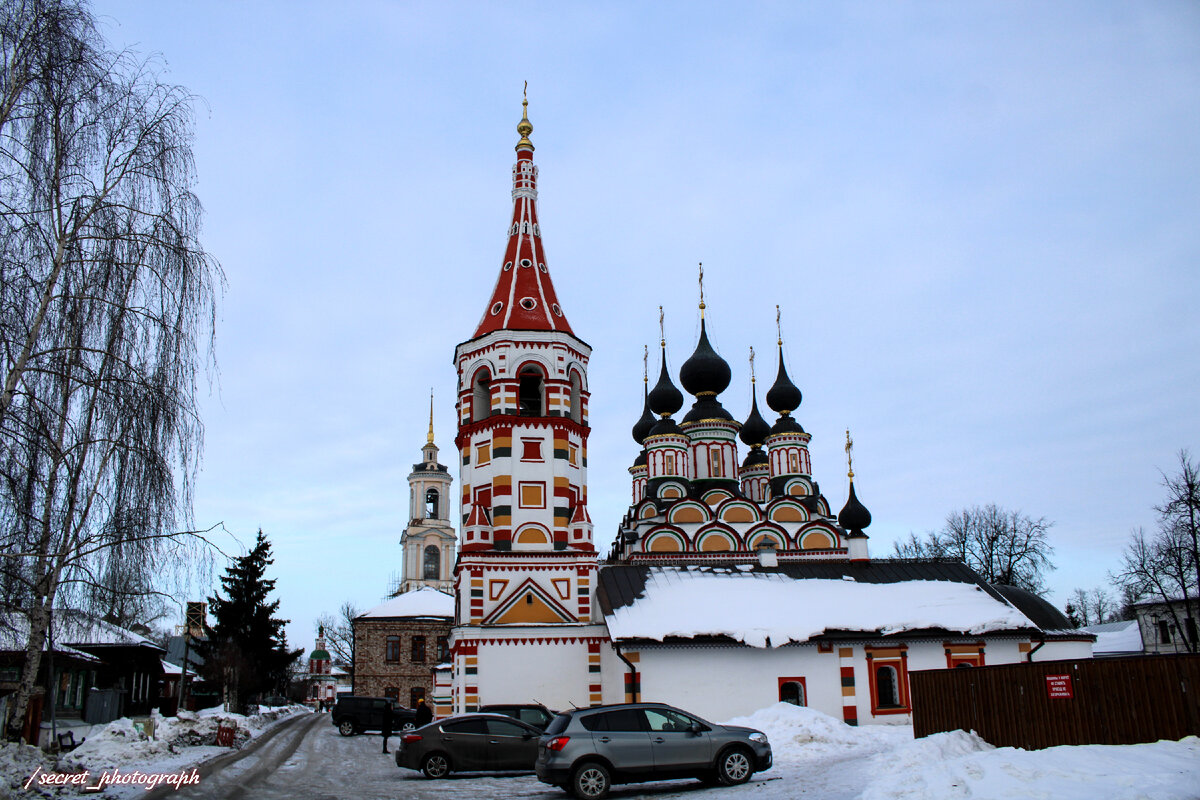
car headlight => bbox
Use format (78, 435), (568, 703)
(749, 732), (768, 744)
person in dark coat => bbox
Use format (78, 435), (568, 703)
(381, 702), (394, 754)
(415, 698), (433, 727)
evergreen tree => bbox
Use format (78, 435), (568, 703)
(198, 530), (301, 712)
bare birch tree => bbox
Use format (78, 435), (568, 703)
(892, 503), (1055, 594)
(1113, 451), (1200, 654)
(0, 0), (220, 740)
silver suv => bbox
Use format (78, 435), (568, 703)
(535, 702), (772, 799)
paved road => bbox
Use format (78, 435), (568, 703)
(153, 712), (782, 800)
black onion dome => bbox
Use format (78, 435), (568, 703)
(679, 319), (731, 397)
(770, 415), (804, 436)
(649, 416), (682, 437)
(632, 450), (647, 467)
(739, 391), (771, 448)
(632, 385), (655, 444)
(682, 395), (734, 423)
(647, 351), (684, 417)
(765, 346), (802, 414)
(838, 481), (872, 533)
(741, 447), (769, 469)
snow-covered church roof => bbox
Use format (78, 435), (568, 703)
(358, 586), (455, 620)
(598, 562), (1041, 648)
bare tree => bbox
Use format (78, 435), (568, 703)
(1112, 452), (1200, 653)
(892, 504), (1055, 594)
(315, 601), (359, 667)
(1065, 586), (1117, 627)
(0, 0), (220, 740)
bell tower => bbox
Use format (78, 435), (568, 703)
(398, 395), (456, 594)
(450, 95), (606, 713)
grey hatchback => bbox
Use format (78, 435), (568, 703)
(394, 713), (542, 779)
(535, 702), (772, 799)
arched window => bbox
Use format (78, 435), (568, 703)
(425, 488), (439, 519)
(875, 665), (900, 708)
(518, 367), (544, 416)
(569, 371), (582, 422)
(472, 370), (492, 422)
(779, 681), (805, 706)
(424, 545), (439, 580)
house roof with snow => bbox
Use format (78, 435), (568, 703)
(1082, 619), (1144, 656)
(0, 609), (162, 656)
(358, 587), (455, 620)
(598, 561), (1044, 648)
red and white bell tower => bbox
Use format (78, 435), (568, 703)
(450, 97), (606, 713)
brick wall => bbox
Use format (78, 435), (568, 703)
(353, 617), (452, 707)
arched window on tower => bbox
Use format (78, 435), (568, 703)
(518, 367), (544, 416)
(472, 369), (492, 422)
(424, 545), (440, 580)
(569, 371), (582, 423)
(425, 488), (439, 519)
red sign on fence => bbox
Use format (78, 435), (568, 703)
(1046, 674), (1073, 699)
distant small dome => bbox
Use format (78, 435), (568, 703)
(679, 319), (731, 397)
(838, 481), (872, 534)
(765, 346), (802, 415)
(309, 649), (331, 661)
(647, 351), (684, 417)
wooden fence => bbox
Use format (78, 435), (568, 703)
(909, 654), (1200, 750)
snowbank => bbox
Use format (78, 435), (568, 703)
(862, 732), (1200, 800)
(722, 702), (913, 763)
(0, 741), (60, 798)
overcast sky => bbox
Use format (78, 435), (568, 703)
(90, 1), (1200, 653)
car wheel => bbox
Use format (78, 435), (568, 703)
(421, 752), (451, 779)
(715, 747), (753, 785)
(337, 720), (355, 737)
(572, 762), (610, 799)
(401, 721), (416, 732)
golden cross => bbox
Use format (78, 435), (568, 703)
(845, 428), (855, 479)
(749, 346), (756, 383)
(776, 305), (782, 346)
(643, 344), (648, 383)
(698, 262), (705, 316)
(659, 305), (665, 347)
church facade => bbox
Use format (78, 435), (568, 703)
(440, 101), (1091, 725)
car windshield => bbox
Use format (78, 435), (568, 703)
(543, 713), (571, 736)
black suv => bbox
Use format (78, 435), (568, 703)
(479, 703), (557, 731)
(331, 696), (417, 736)
(535, 702), (772, 799)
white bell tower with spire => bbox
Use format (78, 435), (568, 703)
(398, 393), (456, 594)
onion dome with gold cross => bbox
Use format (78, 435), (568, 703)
(765, 343), (804, 434)
(647, 346), (685, 436)
(740, 384), (771, 468)
(680, 317), (735, 423)
(471, 95), (574, 338)
(838, 431), (872, 536)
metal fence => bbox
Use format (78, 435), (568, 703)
(909, 654), (1200, 749)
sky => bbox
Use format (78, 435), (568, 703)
(87, 1), (1200, 653)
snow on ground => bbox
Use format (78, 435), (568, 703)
(6, 701), (1200, 799)
(2, 704), (310, 797)
(861, 730), (1200, 800)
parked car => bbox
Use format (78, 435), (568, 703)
(479, 703), (557, 731)
(394, 713), (543, 778)
(331, 696), (417, 736)
(535, 702), (772, 799)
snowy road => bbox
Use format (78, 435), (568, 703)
(151, 712), (809, 800)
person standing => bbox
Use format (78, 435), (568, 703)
(415, 697), (433, 728)
(381, 702), (394, 754)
